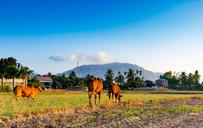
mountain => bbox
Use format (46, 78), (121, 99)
(59, 62), (162, 81)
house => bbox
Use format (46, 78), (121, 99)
(155, 79), (168, 88)
(36, 76), (53, 88)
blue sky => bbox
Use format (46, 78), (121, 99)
(0, 0), (203, 80)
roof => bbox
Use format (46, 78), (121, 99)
(36, 76), (53, 82)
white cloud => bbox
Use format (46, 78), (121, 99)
(49, 53), (67, 62)
(49, 52), (113, 64)
(96, 52), (113, 63)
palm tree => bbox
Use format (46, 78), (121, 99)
(124, 71), (127, 76)
(69, 71), (76, 79)
(19, 66), (33, 86)
(136, 70), (139, 75)
(104, 69), (114, 89)
(193, 70), (200, 84)
(135, 70), (142, 76)
(47, 72), (52, 77)
(126, 68), (136, 88)
(116, 71), (125, 84)
(179, 72), (187, 89)
(139, 70), (142, 76)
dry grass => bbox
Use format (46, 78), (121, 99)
(0, 90), (203, 117)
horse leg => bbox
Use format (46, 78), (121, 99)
(88, 92), (92, 106)
(112, 92), (114, 100)
(95, 94), (97, 105)
(30, 96), (35, 102)
(98, 91), (102, 104)
(115, 93), (118, 103)
(108, 90), (111, 100)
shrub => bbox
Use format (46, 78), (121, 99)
(0, 85), (12, 92)
(28, 77), (41, 87)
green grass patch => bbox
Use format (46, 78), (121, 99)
(0, 90), (203, 117)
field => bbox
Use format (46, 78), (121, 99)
(1, 90), (203, 127)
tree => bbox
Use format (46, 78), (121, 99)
(134, 76), (142, 87)
(53, 80), (62, 89)
(85, 74), (94, 81)
(19, 66), (33, 78)
(163, 71), (172, 80)
(179, 72), (187, 84)
(139, 70), (142, 76)
(0, 57), (18, 78)
(69, 71), (76, 79)
(162, 71), (180, 89)
(136, 70), (142, 76)
(115, 71), (125, 85)
(104, 69), (114, 89)
(136, 70), (139, 75)
(18, 66), (33, 86)
(193, 70), (200, 84)
(0, 57), (33, 81)
(170, 75), (180, 89)
(28, 77), (41, 87)
(144, 80), (154, 87)
(47, 72), (52, 77)
(187, 73), (194, 89)
(5, 66), (18, 78)
(126, 68), (136, 88)
(179, 72), (188, 89)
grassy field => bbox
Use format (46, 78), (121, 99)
(1, 90), (203, 117)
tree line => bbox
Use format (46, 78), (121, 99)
(48, 68), (147, 90)
(1, 57), (203, 91)
(50, 69), (203, 91)
(162, 70), (202, 90)
(0, 57), (33, 79)
(103, 68), (146, 89)
(48, 71), (87, 89)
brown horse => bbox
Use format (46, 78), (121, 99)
(13, 85), (45, 101)
(87, 77), (103, 106)
(107, 81), (123, 103)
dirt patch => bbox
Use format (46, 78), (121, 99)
(148, 112), (203, 128)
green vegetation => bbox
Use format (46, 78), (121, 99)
(0, 90), (203, 117)
(49, 71), (87, 89)
(104, 69), (114, 89)
(162, 70), (202, 90)
(28, 77), (42, 87)
(0, 57), (33, 79)
(0, 85), (12, 92)
(103, 68), (145, 90)
(102, 68), (203, 90)
(1, 57), (203, 91)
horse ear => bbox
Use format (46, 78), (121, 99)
(91, 77), (96, 80)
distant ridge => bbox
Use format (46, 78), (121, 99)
(59, 62), (162, 81)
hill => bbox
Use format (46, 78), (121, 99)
(59, 62), (162, 81)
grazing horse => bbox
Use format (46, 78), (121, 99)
(13, 85), (45, 101)
(87, 77), (103, 106)
(107, 81), (123, 103)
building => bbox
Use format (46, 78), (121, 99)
(155, 79), (168, 88)
(36, 76), (53, 88)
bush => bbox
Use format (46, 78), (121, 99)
(28, 77), (41, 87)
(0, 85), (12, 92)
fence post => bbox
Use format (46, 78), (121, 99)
(25, 77), (27, 86)
(2, 77), (4, 86)
(13, 77), (16, 90)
